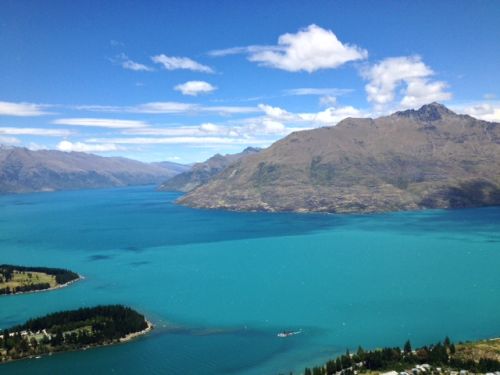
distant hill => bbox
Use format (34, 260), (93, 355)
(158, 147), (262, 192)
(0, 146), (186, 194)
(179, 103), (500, 213)
(151, 161), (190, 175)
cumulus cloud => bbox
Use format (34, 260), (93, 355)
(211, 24), (367, 73)
(362, 56), (451, 110)
(57, 140), (119, 153)
(454, 102), (500, 122)
(299, 106), (363, 125)
(258, 103), (365, 126)
(63, 101), (369, 151)
(0, 127), (73, 136)
(258, 104), (295, 121)
(0, 101), (51, 116)
(244, 118), (286, 135)
(174, 81), (216, 96)
(151, 54), (214, 73)
(53, 118), (148, 128)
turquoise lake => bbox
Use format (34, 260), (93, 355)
(1, 186), (500, 374)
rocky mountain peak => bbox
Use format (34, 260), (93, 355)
(394, 102), (455, 122)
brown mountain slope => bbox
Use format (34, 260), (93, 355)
(158, 147), (261, 192)
(0, 147), (182, 194)
(179, 103), (500, 213)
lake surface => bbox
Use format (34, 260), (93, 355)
(1, 186), (500, 374)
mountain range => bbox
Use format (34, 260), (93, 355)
(158, 147), (261, 192)
(0, 146), (188, 194)
(179, 103), (500, 213)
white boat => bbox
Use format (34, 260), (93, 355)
(277, 330), (302, 338)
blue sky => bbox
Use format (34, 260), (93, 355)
(1, 0), (499, 163)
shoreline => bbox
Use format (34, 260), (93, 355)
(0, 318), (153, 365)
(120, 320), (154, 343)
(0, 274), (84, 297)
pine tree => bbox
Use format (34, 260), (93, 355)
(404, 339), (412, 354)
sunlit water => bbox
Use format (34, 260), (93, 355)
(1, 186), (499, 374)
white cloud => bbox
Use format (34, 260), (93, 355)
(86, 136), (269, 146)
(115, 53), (154, 72)
(174, 81), (216, 96)
(400, 79), (451, 108)
(0, 101), (50, 116)
(73, 102), (259, 115)
(57, 140), (119, 153)
(258, 104), (295, 120)
(0, 127), (73, 136)
(212, 24), (367, 73)
(123, 127), (201, 136)
(151, 54), (214, 73)
(122, 59), (154, 72)
(53, 118), (148, 128)
(209, 46), (265, 57)
(0, 136), (20, 145)
(299, 106), (363, 125)
(454, 102), (500, 122)
(258, 103), (364, 126)
(132, 102), (197, 114)
(319, 96), (338, 107)
(245, 118), (286, 135)
(362, 56), (451, 110)
(199, 123), (221, 133)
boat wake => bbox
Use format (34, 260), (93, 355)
(277, 329), (302, 338)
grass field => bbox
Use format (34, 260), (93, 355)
(456, 338), (500, 362)
(0, 270), (57, 290)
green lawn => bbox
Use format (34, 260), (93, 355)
(0, 271), (57, 290)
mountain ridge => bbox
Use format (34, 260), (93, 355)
(179, 103), (500, 213)
(0, 147), (187, 194)
(158, 147), (261, 192)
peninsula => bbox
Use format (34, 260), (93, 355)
(0, 264), (81, 295)
(180, 103), (500, 214)
(0, 305), (152, 363)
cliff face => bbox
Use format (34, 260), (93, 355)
(158, 147), (261, 192)
(179, 103), (500, 213)
(0, 147), (183, 194)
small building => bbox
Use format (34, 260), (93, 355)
(381, 371), (399, 375)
